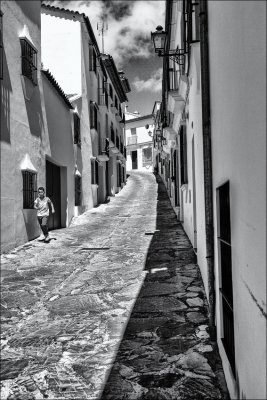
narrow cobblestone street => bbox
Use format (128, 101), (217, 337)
(1, 172), (228, 400)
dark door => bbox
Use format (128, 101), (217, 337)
(173, 150), (179, 206)
(46, 160), (61, 230)
(132, 150), (138, 170)
(105, 162), (109, 198)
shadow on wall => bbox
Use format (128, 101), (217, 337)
(16, 1), (41, 27)
(22, 209), (40, 241)
(97, 175), (228, 399)
(0, 47), (12, 144)
(23, 80), (44, 139)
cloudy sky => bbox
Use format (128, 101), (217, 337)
(43, 0), (165, 116)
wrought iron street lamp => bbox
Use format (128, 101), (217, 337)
(151, 26), (185, 66)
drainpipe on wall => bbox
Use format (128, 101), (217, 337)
(199, 0), (216, 339)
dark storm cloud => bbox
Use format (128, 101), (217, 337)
(102, 1), (134, 21)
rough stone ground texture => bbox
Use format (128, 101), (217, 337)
(0, 172), (228, 399)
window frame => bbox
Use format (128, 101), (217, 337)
(180, 125), (188, 185)
(22, 171), (37, 209)
(217, 181), (236, 377)
(73, 113), (81, 146)
(20, 38), (37, 85)
(91, 159), (99, 185)
(90, 102), (98, 130)
(89, 43), (97, 73)
(75, 175), (82, 206)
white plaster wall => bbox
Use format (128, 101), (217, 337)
(41, 14), (81, 96)
(188, 44), (208, 298)
(1, 1), (48, 252)
(42, 74), (75, 227)
(180, 45), (207, 298)
(208, 2), (266, 399)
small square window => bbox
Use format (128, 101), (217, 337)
(22, 171), (37, 208)
(20, 38), (37, 85)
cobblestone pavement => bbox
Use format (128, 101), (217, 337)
(1, 172), (228, 400)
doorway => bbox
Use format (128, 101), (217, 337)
(46, 160), (61, 230)
(131, 150), (138, 170)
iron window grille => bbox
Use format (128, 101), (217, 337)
(75, 175), (82, 206)
(91, 159), (98, 185)
(22, 171), (37, 209)
(180, 125), (188, 184)
(0, 11), (3, 80)
(73, 113), (81, 145)
(89, 44), (97, 73)
(218, 181), (236, 376)
(90, 102), (98, 130)
(20, 38), (37, 85)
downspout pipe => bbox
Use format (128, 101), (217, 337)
(199, 0), (216, 338)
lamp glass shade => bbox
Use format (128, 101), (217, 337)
(151, 29), (166, 53)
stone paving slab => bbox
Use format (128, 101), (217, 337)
(0, 172), (228, 399)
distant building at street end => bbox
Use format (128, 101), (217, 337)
(125, 112), (154, 172)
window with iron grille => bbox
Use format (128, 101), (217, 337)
(217, 181), (235, 376)
(20, 38), (37, 85)
(0, 11), (3, 80)
(73, 113), (81, 145)
(75, 175), (82, 206)
(90, 102), (98, 129)
(22, 171), (37, 208)
(91, 159), (98, 185)
(89, 44), (97, 73)
(180, 125), (188, 184)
